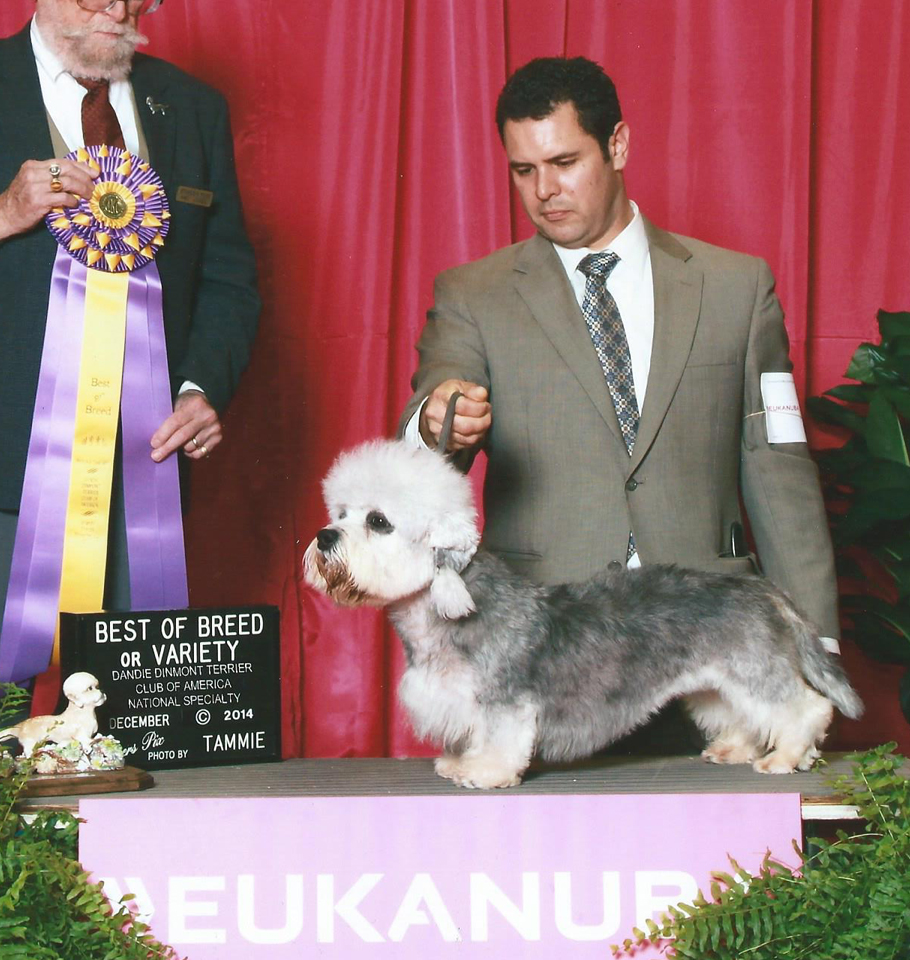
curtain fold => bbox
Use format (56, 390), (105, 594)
(0, 0), (907, 755)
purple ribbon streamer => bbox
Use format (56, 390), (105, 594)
(0, 252), (86, 681)
(0, 257), (188, 683)
(121, 265), (188, 608)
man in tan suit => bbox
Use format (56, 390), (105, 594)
(400, 57), (839, 653)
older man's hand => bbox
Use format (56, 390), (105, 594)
(0, 158), (96, 241)
(150, 390), (222, 462)
(419, 379), (492, 452)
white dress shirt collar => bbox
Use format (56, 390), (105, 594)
(551, 200), (649, 277)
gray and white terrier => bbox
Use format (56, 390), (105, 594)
(304, 439), (862, 789)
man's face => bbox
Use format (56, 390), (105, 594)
(503, 102), (631, 251)
(36, 0), (146, 80)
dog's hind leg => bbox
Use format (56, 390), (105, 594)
(435, 701), (538, 789)
(753, 685), (833, 774)
(685, 692), (761, 765)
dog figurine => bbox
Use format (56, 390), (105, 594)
(0, 672), (107, 758)
(304, 439), (863, 789)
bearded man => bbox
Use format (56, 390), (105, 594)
(0, 0), (259, 688)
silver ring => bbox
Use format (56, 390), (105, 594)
(49, 163), (62, 177)
(191, 436), (200, 449)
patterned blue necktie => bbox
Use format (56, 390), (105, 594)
(579, 251), (639, 558)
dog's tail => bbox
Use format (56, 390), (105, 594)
(788, 611), (864, 719)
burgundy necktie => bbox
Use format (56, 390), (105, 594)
(77, 78), (126, 150)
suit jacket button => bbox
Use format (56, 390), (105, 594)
(625, 478), (638, 491)
(608, 560), (623, 571)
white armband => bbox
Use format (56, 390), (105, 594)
(760, 372), (807, 444)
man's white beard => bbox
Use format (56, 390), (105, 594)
(56, 20), (149, 81)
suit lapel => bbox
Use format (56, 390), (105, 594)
(0, 27), (55, 168)
(631, 220), (703, 471)
(129, 55), (176, 183)
(513, 234), (625, 446)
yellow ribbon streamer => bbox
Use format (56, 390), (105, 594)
(53, 269), (130, 664)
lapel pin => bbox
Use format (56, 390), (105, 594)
(145, 96), (169, 116)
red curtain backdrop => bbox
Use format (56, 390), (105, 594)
(2, 1), (908, 755)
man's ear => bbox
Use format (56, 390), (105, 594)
(609, 121), (630, 170)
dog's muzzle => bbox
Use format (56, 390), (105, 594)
(316, 527), (339, 553)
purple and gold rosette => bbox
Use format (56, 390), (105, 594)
(0, 145), (188, 693)
(46, 144), (170, 273)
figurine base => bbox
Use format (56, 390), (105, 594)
(21, 765), (153, 798)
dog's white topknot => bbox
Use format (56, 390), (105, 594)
(323, 439), (480, 571)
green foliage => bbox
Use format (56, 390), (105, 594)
(612, 744), (910, 959)
(0, 686), (30, 728)
(808, 309), (910, 717)
(0, 746), (179, 959)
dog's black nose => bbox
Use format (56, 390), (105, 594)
(317, 527), (340, 552)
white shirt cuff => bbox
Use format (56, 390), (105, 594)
(404, 398), (432, 450)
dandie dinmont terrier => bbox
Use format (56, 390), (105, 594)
(304, 439), (862, 789)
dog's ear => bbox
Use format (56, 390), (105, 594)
(426, 503), (479, 619)
(431, 552), (476, 620)
(428, 509), (479, 571)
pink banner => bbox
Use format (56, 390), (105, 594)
(80, 792), (801, 957)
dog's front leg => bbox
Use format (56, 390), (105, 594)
(435, 701), (538, 789)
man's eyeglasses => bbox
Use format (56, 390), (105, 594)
(76, 0), (164, 15)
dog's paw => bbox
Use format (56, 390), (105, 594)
(434, 755), (462, 781)
(436, 755), (523, 789)
(752, 751), (798, 775)
(702, 739), (756, 765)
(796, 746), (821, 772)
(456, 768), (522, 790)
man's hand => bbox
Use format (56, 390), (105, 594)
(0, 158), (97, 241)
(419, 380), (491, 452)
(150, 390), (222, 462)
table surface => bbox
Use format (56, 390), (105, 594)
(18, 752), (864, 818)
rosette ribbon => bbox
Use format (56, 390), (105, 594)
(0, 144), (188, 694)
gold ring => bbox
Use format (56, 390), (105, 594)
(191, 436), (200, 448)
(200, 444), (209, 457)
(50, 177), (63, 193)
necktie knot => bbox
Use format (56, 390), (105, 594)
(76, 77), (110, 94)
(578, 250), (620, 282)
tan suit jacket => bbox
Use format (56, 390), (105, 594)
(400, 219), (839, 637)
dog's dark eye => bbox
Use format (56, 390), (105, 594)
(367, 511), (393, 534)
(337, 509), (347, 520)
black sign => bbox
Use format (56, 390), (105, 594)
(59, 606), (281, 770)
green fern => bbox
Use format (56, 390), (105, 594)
(613, 743), (910, 959)
(0, 701), (180, 960)
(0, 685), (30, 727)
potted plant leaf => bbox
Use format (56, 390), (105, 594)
(807, 308), (910, 724)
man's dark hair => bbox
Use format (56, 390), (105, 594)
(495, 57), (622, 161)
